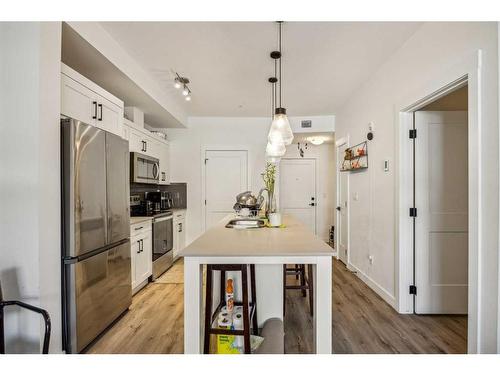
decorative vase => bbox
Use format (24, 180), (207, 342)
(266, 190), (277, 219)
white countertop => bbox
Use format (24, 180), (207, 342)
(180, 214), (334, 257)
(130, 216), (153, 225)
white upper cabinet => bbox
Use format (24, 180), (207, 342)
(61, 63), (124, 138)
(159, 142), (170, 185)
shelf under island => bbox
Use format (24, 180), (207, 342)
(180, 214), (334, 354)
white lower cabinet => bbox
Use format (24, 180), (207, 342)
(130, 221), (152, 293)
(173, 211), (186, 259)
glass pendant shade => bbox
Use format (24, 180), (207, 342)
(266, 137), (286, 158)
(268, 111), (294, 146)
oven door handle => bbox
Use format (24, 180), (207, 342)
(154, 215), (173, 223)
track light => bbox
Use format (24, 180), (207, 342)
(174, 72), (192, 101)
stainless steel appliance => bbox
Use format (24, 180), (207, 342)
(61, 118), (131, 353)
(130, 152), (159, 184)
(151, 212), (174, 279)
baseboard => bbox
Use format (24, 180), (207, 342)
(347, 263), (397, 310)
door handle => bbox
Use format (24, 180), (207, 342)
(98, 104), (103, 121)
(92, 101), (97, 119)
(336, 206), (341, 211)
(309, 203), (316, 207)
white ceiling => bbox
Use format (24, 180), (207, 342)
(100, 22), (422, 117)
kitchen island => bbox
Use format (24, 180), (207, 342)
(180, 214), (334, 354)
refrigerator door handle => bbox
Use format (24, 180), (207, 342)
(63, 238), (130, 264)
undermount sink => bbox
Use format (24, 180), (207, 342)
(225, 218), (266, 229)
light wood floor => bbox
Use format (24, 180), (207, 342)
(86, 258), (466, 354)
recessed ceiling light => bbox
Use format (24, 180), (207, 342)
(309, 137), (324, 145)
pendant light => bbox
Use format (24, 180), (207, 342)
(268, 21), (293, 146)
(266, 57), (286, 160)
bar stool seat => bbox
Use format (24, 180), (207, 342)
(283, 264), (314, 316)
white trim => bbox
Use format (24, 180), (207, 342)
(396, 50), (482, 354)
(335, 136), (350, 263)
(349, 262), (397, 309)
(200, 145), (251, 233)
(279, 157), (319, 235)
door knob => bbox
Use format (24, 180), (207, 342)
(309, 202), (316, 207)
(336, 206), (341, 211)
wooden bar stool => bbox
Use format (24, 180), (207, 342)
(283, 264), (314, 316)
(203, 264), (258, 354)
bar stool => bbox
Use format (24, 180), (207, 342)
(283, 264), (314, 316)
(203, 264), (258, 354)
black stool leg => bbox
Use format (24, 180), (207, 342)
(203, 265), (213, 354)
(241, 265), (251, 354)
(220, 269), (226, 305)
(250, 264), (258, 335)
(282, 264), (287, 316)
(308, 264), (314, 317)
(300, 264), (307, 297)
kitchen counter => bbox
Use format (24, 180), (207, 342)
(181, 214), (333, 354)
(180, 214), (332, 257)
(130, 216), (153, 225)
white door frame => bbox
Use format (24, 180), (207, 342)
(335, 136), (350, 263)
(396, 51), (482, 354)
(278, 157), (319, 235)
(201, 146), (250, 233)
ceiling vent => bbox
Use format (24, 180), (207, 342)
(301, 120), (312, 128)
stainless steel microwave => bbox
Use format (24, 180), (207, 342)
(130, 152), (159, 184)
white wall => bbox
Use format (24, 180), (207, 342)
(335, 22), (498, 353)
(0, 22), (62, 353)
(166, 117), (335, 245)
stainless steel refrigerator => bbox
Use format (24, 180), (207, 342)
(61, 118), (131, 353)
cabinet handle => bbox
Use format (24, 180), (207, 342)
(137, 240), (141, 253)
(134, 226), (143, 231)
(92, 101), (97, 119)
(141, 141), (146, 152)
(144, 141), (147, 152)
(98, 104), (103, 121)
(178, 223), (182, 233)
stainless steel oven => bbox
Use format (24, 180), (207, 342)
(151, 212), (174, 279)
(130, 152), (159, 184)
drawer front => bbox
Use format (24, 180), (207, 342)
(131, 221), (152, 235)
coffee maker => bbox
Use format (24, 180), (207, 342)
(145, 191), (172, 212)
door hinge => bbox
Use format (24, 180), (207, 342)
(409, 129), (417, 139)
(409, 207), (417, 217)
(409, 285), (417, 295)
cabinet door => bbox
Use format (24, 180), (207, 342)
(178, 219), (186, 252)
(96, 97), (123, 137)
(129, 128), (145, 153)
(130, 237), (141, 288)
(137, 233), (152, 283)
(172, 219), (180, 258)
(159, 142), (170, 185)
(61, 74), (97, 125)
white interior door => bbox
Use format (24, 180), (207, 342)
(337, 144), (349, 265)
(279, 159), (316, 233)
(415, 111), (468, 314)
(205, 150), (248, 229)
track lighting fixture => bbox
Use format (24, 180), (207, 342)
(174, 72), (192, 102)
